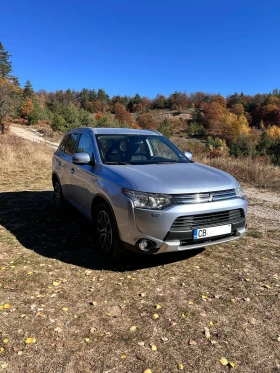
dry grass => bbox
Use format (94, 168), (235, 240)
(0, 135), (280, 372)
(0, 135), (53, 191)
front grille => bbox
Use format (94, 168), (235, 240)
(173, 189), (237, 204)
(170, 209), (244, 232)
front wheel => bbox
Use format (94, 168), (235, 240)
(93, 203), (121, 258)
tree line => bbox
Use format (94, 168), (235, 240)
(1, 40), (280, 164)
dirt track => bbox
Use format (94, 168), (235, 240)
(9, 125), (59, 149)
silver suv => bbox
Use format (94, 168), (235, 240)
(52, 127), (247, 257)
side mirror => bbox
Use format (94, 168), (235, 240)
(72, 152), (92, 165)
(184, 151), (193, 161)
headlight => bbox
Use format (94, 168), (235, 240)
(123, 189), (174, 210)
(235, 185), (245, 199)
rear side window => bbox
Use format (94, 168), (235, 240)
(64, 133), (79, 156)
(59, 135), (69, 152)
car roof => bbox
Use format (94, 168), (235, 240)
(68, 127), (162, 136)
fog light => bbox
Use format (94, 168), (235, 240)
(136, 239), (155, 252)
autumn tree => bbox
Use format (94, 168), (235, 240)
(219, 112), (250, 141)
(114, 102), (133, 126)
(0, 77), (21, 133)
(137, 113), (157, 130)
(231, 103), (245, 116)
(266, 125), (280, 140)
(21, 98), (34, 124)
(202, 101), (225, 130)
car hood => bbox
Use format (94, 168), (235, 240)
(109, 162), (239, 194)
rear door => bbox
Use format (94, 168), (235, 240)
(62, 132), (80, 199)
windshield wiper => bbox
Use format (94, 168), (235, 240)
(104, 161), (130, 165)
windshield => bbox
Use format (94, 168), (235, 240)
(95, 134), (190, 165)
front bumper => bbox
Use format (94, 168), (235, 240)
(116, 196), (248, 254)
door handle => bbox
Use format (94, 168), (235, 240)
(71, 168), (75, 174)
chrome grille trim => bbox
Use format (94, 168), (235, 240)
(173, 189), (237, 204)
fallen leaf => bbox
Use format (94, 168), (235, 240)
(156, 304), (162, 309)
(130, 326), (137, 332)
(121, 354), (126, 359)
(52, 282), (59, 286)
(264, 284), (271, 289)
(189, 339), (197, 345)
(182, 311), (188, 318)
(153, 313), (159, 319)
(3, 339), (8, 344)
(90, 327), (96, 334)
(27, 271), (33, 275)
(204, 327), (211, 339)
(84, 338), (90, 342)
(18, 351), (23, 356)
(277, 336), (280, 342)
(144, 369), (152, 373)
(178, 363), (184, 370)
(54, 327), (62, 333)
(201, 295), (208, 300)
(25, 337), (36, 344)
(0, 347), (4, 353)
(209, 321), (214, 326)
(151, 344), (157, 351)
(229, 362), (236, 368)
(61, 307), (68, 312)
(140, 293), (146, 297)
(1, 363), (8, 369)
(220, 357), (228, 366)
(3, 304), (10, 309)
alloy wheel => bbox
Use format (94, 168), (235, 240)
(96, 210), (112, 252)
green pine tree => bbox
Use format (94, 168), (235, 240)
(0, 41), (12, 78)
(23, 80), (34, 98)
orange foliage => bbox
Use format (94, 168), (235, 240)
(114, 103), (133, 125)
(95, 112), (103, 120)
(21, 98), (34, 117)
(137, 113), (157, 130)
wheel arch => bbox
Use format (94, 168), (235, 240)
(91, 194), (121, 239)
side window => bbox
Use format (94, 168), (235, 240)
(64, 133), (79, 156)
(59, 135), (69, 152)
(77, 133), (94, 161)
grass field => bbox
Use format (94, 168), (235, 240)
(0, 135), (280, 373)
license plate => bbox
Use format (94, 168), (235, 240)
(193, 224), (231, 239)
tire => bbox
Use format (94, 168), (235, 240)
(53, 178), (64, 210)
(93, 203), (121, 258)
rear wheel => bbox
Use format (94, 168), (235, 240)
(53, 178), (64, 210)
(93, 203), (121, 258)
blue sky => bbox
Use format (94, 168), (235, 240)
(1, 0), (280, 97)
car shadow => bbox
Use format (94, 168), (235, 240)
(0, 191), (203, 272)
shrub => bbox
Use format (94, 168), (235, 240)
(229, 136), (251, 157)
(51, 114), (66, 131)
(157, 118), (173, 138)
(188, 122), (207, 136)
(268, 137), (280, 166)
(206, 136), (229, 157)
